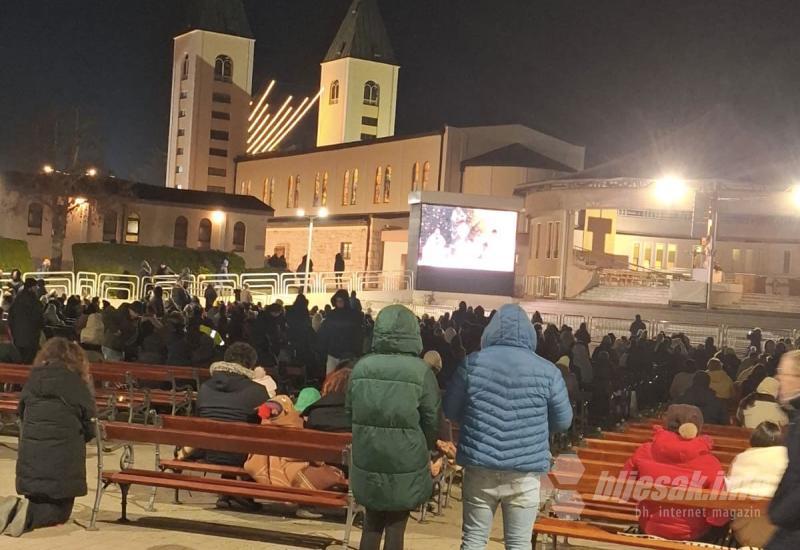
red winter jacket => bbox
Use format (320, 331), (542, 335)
(621, 426), (729, 541)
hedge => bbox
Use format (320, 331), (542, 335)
(0, 237), (34, 273)
(72, 243), (245, 275)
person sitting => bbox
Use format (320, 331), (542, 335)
(4, 338), (95, 536)
(676, 371), (729, 425)
(622, 404), (728, 542)
(304, 364), (352, 432)
(195, 342), (269, 509)
(737, 376), (789, 428)
(726, 421), (788, 548)
(706, 357), (734, 401)
(669, 360), (697, 400)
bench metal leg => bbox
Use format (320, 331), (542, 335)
(88, 480), (110, 531)
(146, 443), (160, 512)
(88, 418), (106, 531)
(119, 484), (130, 522)
(343, 496), (358, 548)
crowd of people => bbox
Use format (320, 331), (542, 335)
(0, 271), (798, 549)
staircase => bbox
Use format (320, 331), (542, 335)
(576, 285), (670, 305)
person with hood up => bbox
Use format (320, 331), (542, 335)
(706, 357), (734, 401)
(676, 371), (729, 425)
(196, 342), (268, 474)
(737, 376), (789, 428)
(334, 252), (345, 284)
(8, 278), (44, 363)
(622, 404), (728, 541)
(138, 260), (152, 279)
(347, 305), (440, 550)
(2, 338), (95, 536)
(766, 349), (800, 549)
(726, 421), (788, 548)
(317, 289), (363, 375)
(444, 304), (573, 550)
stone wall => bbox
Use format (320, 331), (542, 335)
(265, 223), (369, 273)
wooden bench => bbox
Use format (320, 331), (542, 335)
(89, 418), (359, 546)
(582, 438), (738, 464)
(617, 428), (750, 450)
(627, 419), (752, 439)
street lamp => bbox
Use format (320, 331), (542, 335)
(86, 167), (98, 177)
(42, 164), (54, 174)
(297, 207), (329, 292)
(652, 175), (687, 203)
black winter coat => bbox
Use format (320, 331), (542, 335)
(9, 289), (44, 349)
(196, 362), (268, 465)
(767, 402), (800, 549)
(317, 307), (363, 359)
(17, 362), (96, 498)
(675, 386), (728, 425)
(304, 392), (351, 432)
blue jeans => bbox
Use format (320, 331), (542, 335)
(461, 466), (540, 550)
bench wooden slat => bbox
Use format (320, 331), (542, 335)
(604, 431), (749, 452)
(159, 459), (248, 477)
(583, 438), (738, 462)
(160, 416), (351, 446)
(534, 517), (708, 550)
(550, 504), (638, 523)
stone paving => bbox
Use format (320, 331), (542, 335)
(0, 435), (624, 549)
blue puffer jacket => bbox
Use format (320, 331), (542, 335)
(444, 304), (573, 472)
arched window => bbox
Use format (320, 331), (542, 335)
(27, 202), (43, 235)
(125, 213), (140, 244)
(321, 172), (328, 206)
(351, 168), (359, 205)
(412, 162), (420, 191)
(214, 55), (233, 82)
(422, 161), (431, 190)
(329, 80), (340, 104)
(363, 81), (379, 106)
(198, 218), (212, 249)
(233, 222), (246, 252)
(383, 165), (392, 203)
(286, 176), (294, 208)
(263, 177), (275, 205)
(102, 211), (118, 242)
(342, 170), (350, 206)
(293, 175), (301, 208)
(373, 166), (383, 204)
(173, 216), (188, 248)
(313, 172), (321, 207)
(181, 54), (189, 80)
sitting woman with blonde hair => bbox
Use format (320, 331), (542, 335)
(2, 337), (95, 536)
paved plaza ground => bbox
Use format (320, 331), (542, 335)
(0, 434), (627, 550)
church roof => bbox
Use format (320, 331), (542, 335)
(187, 0), (253, 39)
(324, 0), (397, 65)
(130, 183), (271, 213)
(462, 143), (578, 173)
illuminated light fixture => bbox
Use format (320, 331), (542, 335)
(246, 110), (271, 144)
(791, 185), (800, 208)
(211, 210), (225, 224)
(297, 208), (306, 217)
(74, 197), (88, 205)
(252, 101), (295, 155)
(247, 102), (269, 133)
(247, 96), (293, 154)
(652, 175), (687, 202)
(263, 97), (310, 151)
(267, 87), (323, 152)
(86, 167), (98, 177)
(43, 164), (54, 174)
(318, 207), (329, 218)
(248, 79), (275, 123)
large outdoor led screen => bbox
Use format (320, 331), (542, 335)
(418, 204), (517, 272)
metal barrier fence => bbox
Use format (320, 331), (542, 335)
(23, 271), (75, 296)
(76, 272), (97, 298)
(521, 275), (560, 298)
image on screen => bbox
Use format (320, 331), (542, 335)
(417, 204), (517, 272)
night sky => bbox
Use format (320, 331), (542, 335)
(3, 0), (800, 185)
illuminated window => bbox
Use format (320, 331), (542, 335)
(643, 244), (652, 268)
(293, 175), (301, 208)
(351, 169), (359, 205)
(383, 165), (392, 203)
(125, 213), (140, 244)
(668, 244), (677, 269)
(313, 173), (321, 206)
(322, 172), (328, 206)
(233, 222), (246, 252)
(553, 221), (561, 259)
(329, 80), (339, 104)
(173, 216), (188, 248)
(422, 161), (431, 190)
(286, 176), (294, 208)
(214, 55), (233, 82)
(655, 243), (665, 269)
(263, 177), (275, 205)
(198, 218), (211, 249)
(412, 162), (420, 191)
(633, 243), (641, 269)
(181, 54), (189, 80)
(102, 212), (118, 243)
(27, 203), (43, 235)
(374, 166), (383, 204)
(342, 170), (350, 206)
(534, 223), (541, 259)
(363, 81), (379, 106)
(340, 242), (352, 260)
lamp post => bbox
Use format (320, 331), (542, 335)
(297, 207), (328, 292)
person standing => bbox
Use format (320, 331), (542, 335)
(444, 304), (572, 550)
(630, 314), (646, 337)
(334, 253), (345, 285)
(203, 283), (218, 311)
(767, 350), (800, 548)
(7, 338), (96, 536)
(317, 290), (363, 375)
(8, 279), (44, 363)
(347, 305), (440, 550)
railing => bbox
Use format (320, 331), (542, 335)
(197, 273), (238, 302)
(99, 273), (140, 302)
(521, 275), (560, 298)
(76, 272), (98, 298)
(23, 271), (75, 296)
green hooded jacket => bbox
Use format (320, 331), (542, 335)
(346, 305), (441, 511)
